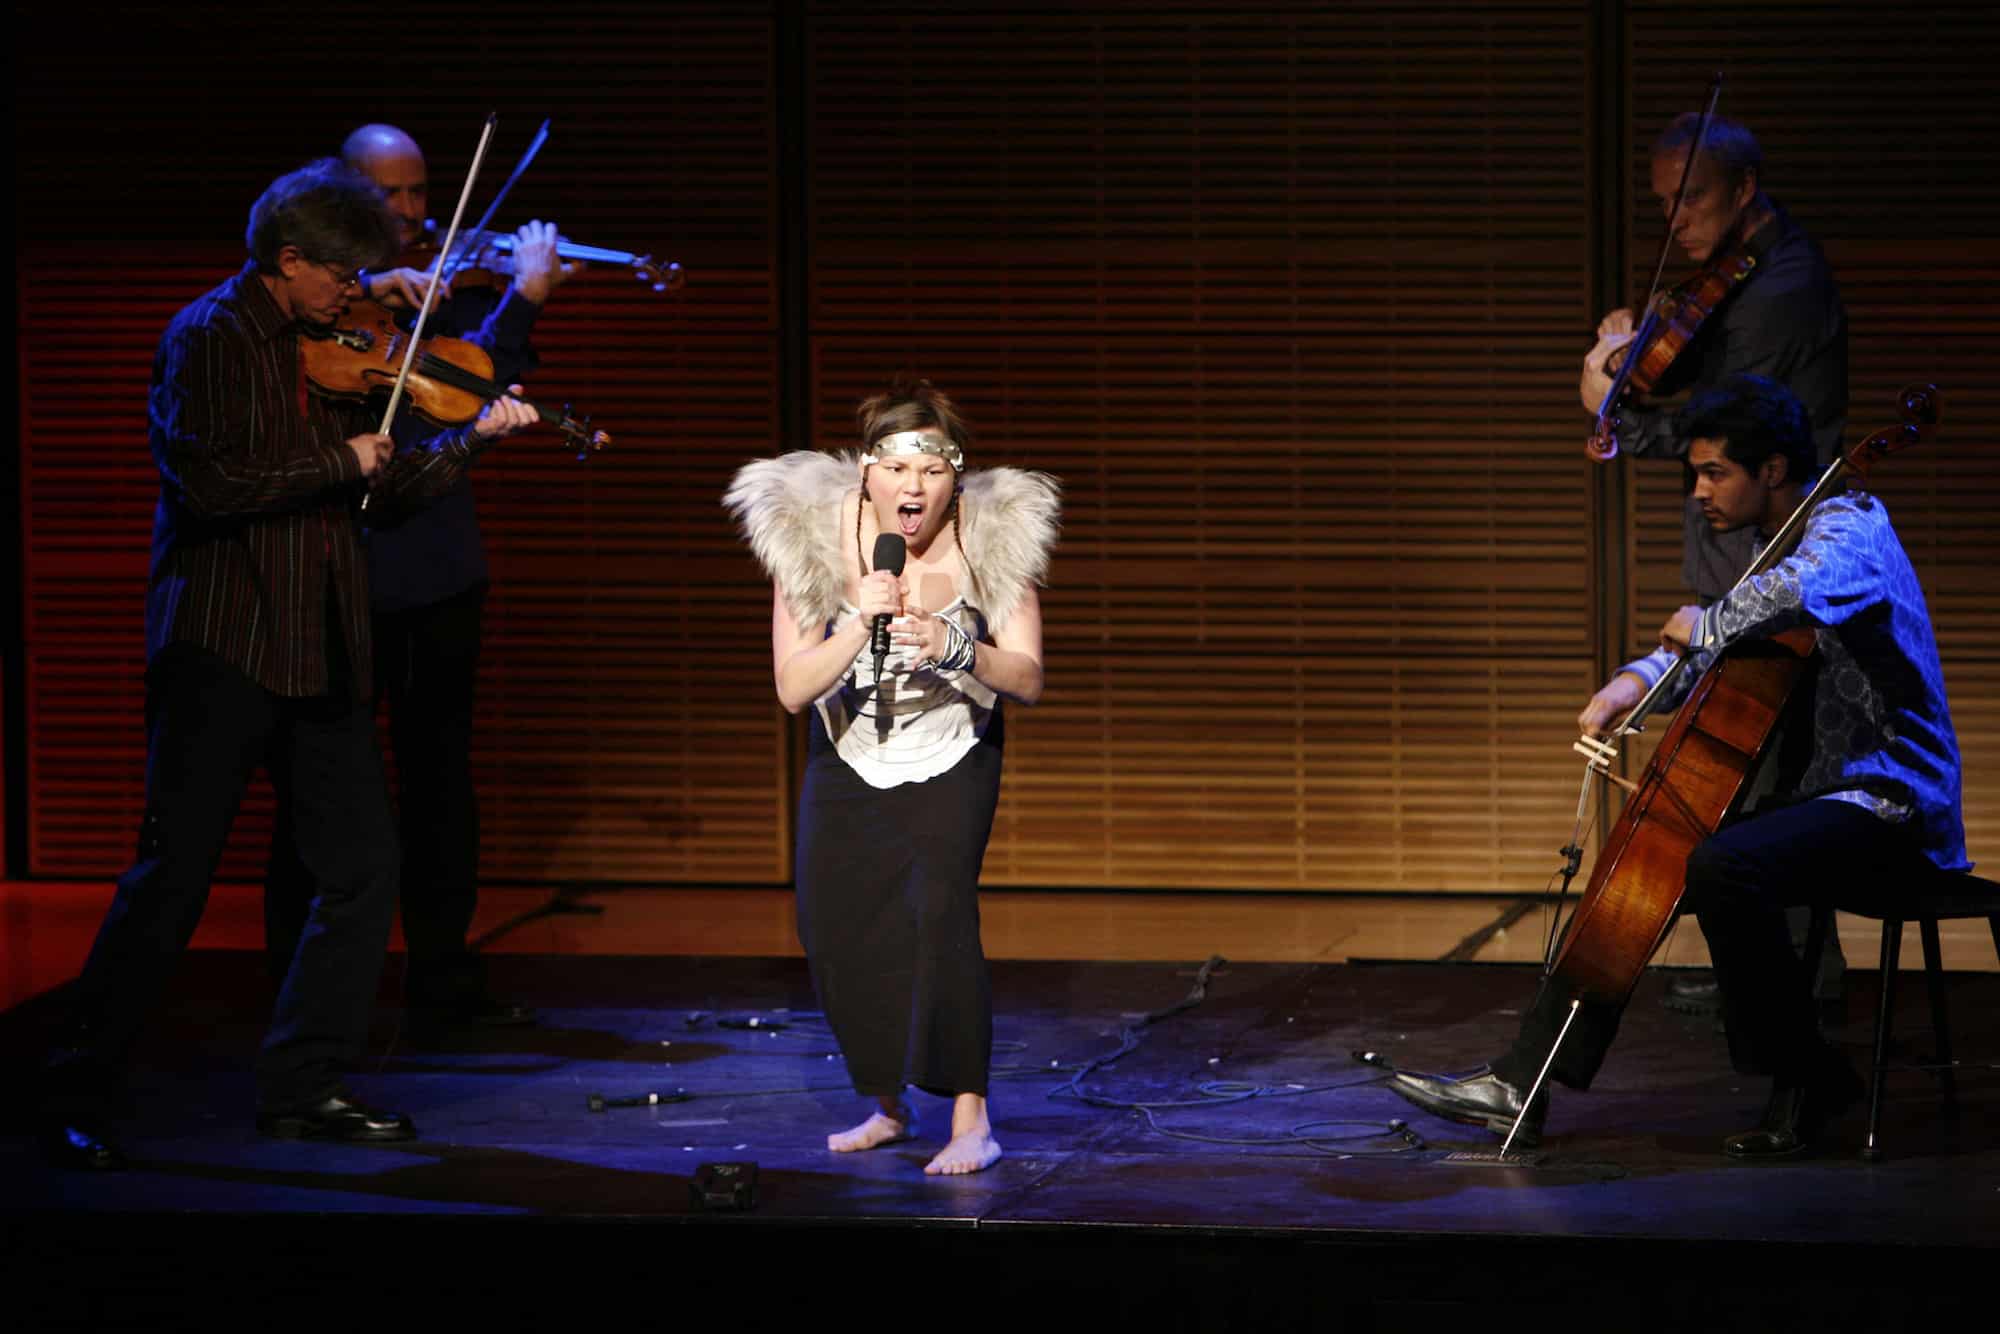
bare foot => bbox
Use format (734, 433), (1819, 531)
(923, 1128), (1002, 1175)
(827, 1104), (913, 1153)
(924, 1093), (1001, 1175)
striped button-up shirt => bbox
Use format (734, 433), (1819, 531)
(146, 263), (486, 699)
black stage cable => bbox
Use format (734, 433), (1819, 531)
(1439, 896), (1541, 963)
(583, 958), (1422, 1154)
(1044, 955), (1424, 1157)
(468, 884), (604, 951)
(702, 1012), (1029, 1060)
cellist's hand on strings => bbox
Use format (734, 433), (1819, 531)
(1578, 672), (1647, 738)
(1659, 604), (1705, 655)
(1578, 305), (1639, 414)
(508, 220), (573, 306)
(362, 266), (452, 311)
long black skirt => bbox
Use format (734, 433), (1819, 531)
(795, 707), (1003, 1099)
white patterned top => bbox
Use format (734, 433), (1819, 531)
(815, 595), (998, 789)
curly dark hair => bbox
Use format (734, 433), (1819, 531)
(1679, 373), (1817, 486)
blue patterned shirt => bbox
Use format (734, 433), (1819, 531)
(1627, 492), (1966, 870)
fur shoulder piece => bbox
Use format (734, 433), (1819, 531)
(722, 450), (854, 630)
(960, 464), (1062, 634)
(722, 450), (1062, 633)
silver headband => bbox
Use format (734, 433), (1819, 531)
(863, 429), (964, 472)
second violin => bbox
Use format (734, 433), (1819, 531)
(410, 223), (685, 295)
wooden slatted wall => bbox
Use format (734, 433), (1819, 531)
(1621, 2), (2000, 858)
(11, 4), (1996, 891)
(807, 4), (1601, 889)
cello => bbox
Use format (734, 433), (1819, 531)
(1501, 385), (1943, 1152)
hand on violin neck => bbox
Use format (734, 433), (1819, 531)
(507, 220), (572, 306)
(472, 385), (537, 442)
(363, 265), (452, 311)
(1595, 306), (1636, 340)
(346, 432), (394, 480)
(1579, 329), (1638, 415)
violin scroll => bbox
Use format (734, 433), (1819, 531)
(555, 405), (612, 460)
(629, 255), (684, 295)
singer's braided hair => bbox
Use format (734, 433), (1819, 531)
(854, 380), (974, 592)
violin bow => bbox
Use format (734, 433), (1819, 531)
(1637, 73), (1724, 320)
(439, 118), (552, 286)
(377, 112), (501, 435)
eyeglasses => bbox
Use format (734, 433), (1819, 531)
(307, 257), (364, 291)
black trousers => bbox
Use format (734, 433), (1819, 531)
(1492, 799), (1931, 1093)
(795, 712), (1003, 1099)
(59, 643), (400, 1112)
(266, 583), (487, 1001)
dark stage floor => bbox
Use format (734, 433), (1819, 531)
(4, 954), (1993, 1327)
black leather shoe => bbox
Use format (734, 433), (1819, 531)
(1389, 1069), (1546, 1146)
(1663, 970), (1723, 1016)
(256, 1093), (417, 1143)
(1723, 1052), (1865, 1160)
(38, 1120), (128, 1171)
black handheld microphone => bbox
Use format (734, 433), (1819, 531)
(870, 533), (907, 684)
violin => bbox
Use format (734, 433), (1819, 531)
(302, 298), (610, 457)
(1585, 73), (1751, 463)
(403, 221), (685, 294)
(1585, 242), (1759, 461)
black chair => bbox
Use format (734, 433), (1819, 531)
(1802, 868), (2000, 1160)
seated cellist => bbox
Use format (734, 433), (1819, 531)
(1389, 373), (1967, 1158)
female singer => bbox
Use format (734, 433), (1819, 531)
(725, 381), (1059, 1175)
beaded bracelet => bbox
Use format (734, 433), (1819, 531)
(935, 616), (979, 673)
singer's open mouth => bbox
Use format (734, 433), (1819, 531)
(898, 503), (924, 536)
